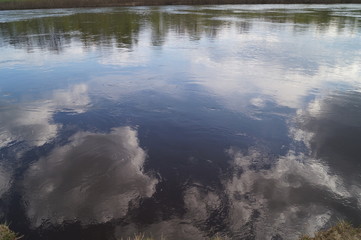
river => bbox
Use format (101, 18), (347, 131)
(0, 4), (361, 240)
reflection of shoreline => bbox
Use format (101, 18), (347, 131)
(0, 0), (360, 11)
(0, 6), (359, 53)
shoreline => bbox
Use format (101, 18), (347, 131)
(0, 0), (360, 11)
(1, 221), (361, 240)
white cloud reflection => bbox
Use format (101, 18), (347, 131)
(292, 92), (361, 207)
(172, 89), (361, 239)
(226, 149), (335, 238)
(0, 84), (90, 148)
(52, 83), (90, 114)
(0, 103), (58, 148)
(185, 22), (361, 115)
(176, 90), (361, 239)
(184, 186), (221, 223)
(113, 145), (353, 239)
(23, 126), (158, 227)
(173, 147), (353, 240)
(0, 43), (86, 68)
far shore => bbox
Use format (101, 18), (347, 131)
(0, 0), (360, 11)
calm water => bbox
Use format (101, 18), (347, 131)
(0, 4), (361, 240)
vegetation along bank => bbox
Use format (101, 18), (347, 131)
(0, 0), (360, 10)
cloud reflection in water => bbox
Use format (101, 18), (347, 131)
(0, 84), (89, 148)
(223, 148), (344, 239)
(0, 5), (361, 240)
(174, 91), (361, 240)
(23, 126), (158, 227)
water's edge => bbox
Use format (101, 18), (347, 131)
(0, 0), (360, 11)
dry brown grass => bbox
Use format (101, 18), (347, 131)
(0, 224), (21, 240)
(2, 222), (361, 240)
(119, 223), (361, 240)
(121, 233), (228, 240)
(300, 221), (361, 240)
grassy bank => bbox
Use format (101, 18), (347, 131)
(121, 223), (361, 239)
(0, 224), (20, 240)
(0, 0), (360, 10)
(121, 224), (361, 240)
(1, 222), (361, 240)
(300, 221), (361, 240)
(120, 234), (225, 240)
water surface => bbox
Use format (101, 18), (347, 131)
(0, 4), (361, 240)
